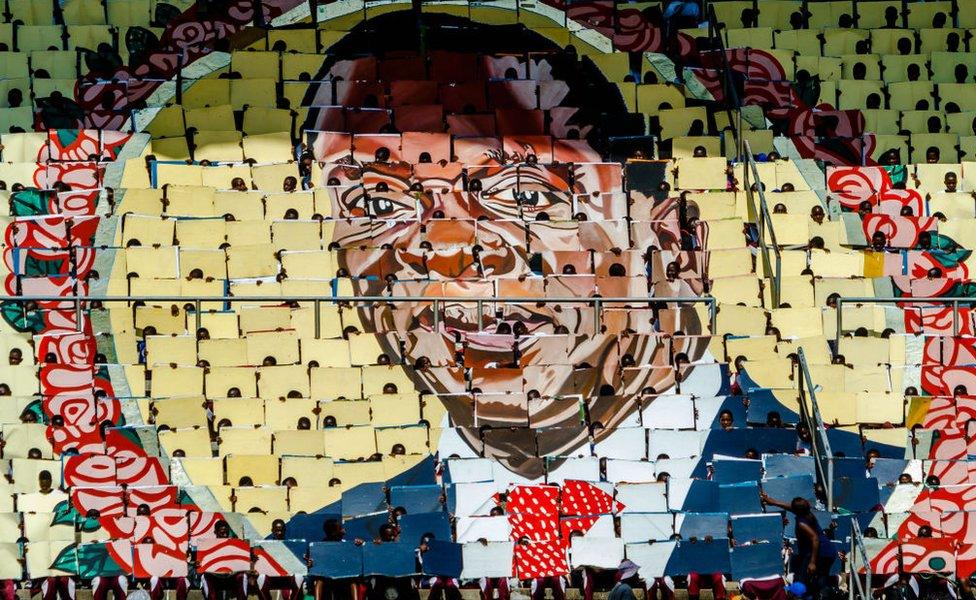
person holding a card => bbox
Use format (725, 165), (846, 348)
(759, 492), (837, 599)
(607, 560), (642, 600)
(478, 507), (511, 600)
(415, 533), (460, 600)
(312, 519), (361, 600)
(256, 520), (304, 600)
(199, 521), (247, 600)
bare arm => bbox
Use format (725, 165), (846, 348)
(759, 491), (791, 511)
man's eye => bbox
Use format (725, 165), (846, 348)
(516, 191), (539, 206)
(369, 196), (396, 216)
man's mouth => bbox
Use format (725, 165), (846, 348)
(414, 300), (557, 358)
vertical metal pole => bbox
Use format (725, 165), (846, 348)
(736, 110), (743, 161)
(797, 349), (804, 401)
(849, 538), (854, 600)
(709, 299), (717, 334)
(953, 300), (960, 337)
(75, 297), (83, 333)
(774, 254), (782, 309)
(827, 455), (834, 512)
(743, 157), (752, 223)
(836, 299), (843, 345)
(314, 299), (321, 339)
(433, 299), (440, 332)
(476, 300), (484, 331)
(194, 299), (201, 334)
(593, 299), (602, 335)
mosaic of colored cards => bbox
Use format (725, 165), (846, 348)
(1, 0), (976, 600)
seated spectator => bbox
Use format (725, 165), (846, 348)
(416, 534), (459, 600)
(687, 572), (725, 600)
(256, 520), (303, 600)
(607, 560), (642, 600)
(945, 172), (959, 192)
(739, 576), (788, 599)
(200, 520), (246, 600)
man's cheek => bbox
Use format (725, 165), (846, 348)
(475, 220), (529, 251)
(478, 247), (531, 279)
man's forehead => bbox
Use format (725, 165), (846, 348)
(312, 132), (599, 166)
(327, 53), (559, 82)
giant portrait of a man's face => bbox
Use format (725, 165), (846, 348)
(302, 12), (708, 478)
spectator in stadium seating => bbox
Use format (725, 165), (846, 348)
(647, 573), (671, 600)
(0, 529), (25, 600)
(719, 409), (735, 431)
(529, 571), (565, 600)
(479, 508), (510, 600)
(0, 573), (16, 600)
(416, 533), (460, 600)
(606, 560), (642, 600)
(283, 176), (298, 193)
(870, 231), (889, 252)
(255, 520), (304, 600)
(945, 172), (959, 193)
(367, 525), (416, 600)
(299, 153), (315, 190)
(311, 519), (362, 600)
(93, 562), (128, 600)
(32, 501), (79, 600)
(880, 150), (907, 188)
(958, 572), (976, 600)
(686, 571), (726, 600)
(760, 493), (836, 598)
(230, 177), (248, 192)
(795, 423), (812, 455)
(132, 506), (189, 600)
(729, 355), (746, 395)
(200, 520), (246, 600)
(865, 448), (881, 471)
(32, 575), (74, 600)
(737, 575), (787, 599)
(663, 0), (700, 30)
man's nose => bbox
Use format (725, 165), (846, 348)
(477, 246), (532, 279)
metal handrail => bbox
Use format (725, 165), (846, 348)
(848, 525), (871, 600)
(742, 140), (783, 308)
(705, 1), (744, 161)
(835, 296), (976, 344)
(796, 347), (834, 512)
(2, 294), (718, 338)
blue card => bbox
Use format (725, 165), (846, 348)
(398, 512), (452, 547)
(731, 515), (783, 544)
(678, 513), (729, 540)
(390, 485), (444, 514)
(363, 543), (418, 577)
(731, 543), (782, 580)
(422, 540), (463, 578)
(665, 539), (730, 576)
(309, 542), (363, 578)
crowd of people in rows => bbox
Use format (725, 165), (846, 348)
(0, 506), (828, 600)
(8, 459), (958, 600)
